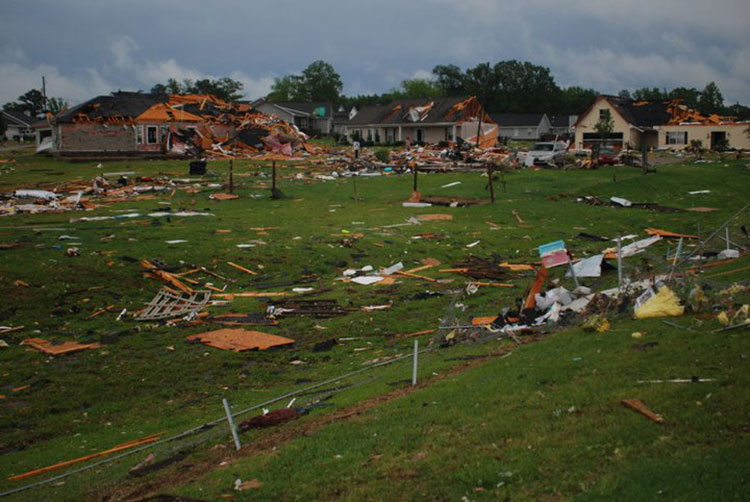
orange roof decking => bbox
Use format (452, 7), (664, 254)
(136, 103), (204, 123)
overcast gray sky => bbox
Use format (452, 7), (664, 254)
(2, 0), (749, 106)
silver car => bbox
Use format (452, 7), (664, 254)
(525, 141), (567, 167)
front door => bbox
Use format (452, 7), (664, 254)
(710, 131), (726, 150)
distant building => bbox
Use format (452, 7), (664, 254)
(2, 110), (37, 141)
(252, 101), (333, 135)
(574, 95), (750, 151)
(548, 114), (578, 137)
(491, 113), (550, 141)
(343, 96), (497, 146)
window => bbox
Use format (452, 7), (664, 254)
(146, 126), (158, 144)
(416, 129), (424, 143)
(136, 126), (143, 145)
(599, 109), (608, 120)
(666, 131), (687, 145)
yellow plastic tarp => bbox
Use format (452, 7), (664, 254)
(634, 286), (684, 319)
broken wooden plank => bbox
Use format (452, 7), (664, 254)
(6, 432), (164, 481)
(621, 399), (665, 424)
(394, 270), (436, 282)
(87, 305), (114, 319)
(227, 261), (257, 276)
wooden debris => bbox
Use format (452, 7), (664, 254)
(395, 270), (436, 282)
(394, 329), (437, 339)
(88, 305), (114, 318)
(20, 338), (101, 355)
(187, 329), (294, 352)
(512, 210), (524, 223)
(141, 260), (193, 294)
(6, 432), (163, 481)
(227, 261), (257, 276)
(621, 399), (665, 424)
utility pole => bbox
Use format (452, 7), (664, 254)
(42, 75), (47, 114)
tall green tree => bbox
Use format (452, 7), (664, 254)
(149, 77), (244, 102)
(697, 81), (724, 115)
(669, 87), (700, 109)
(4, 89), (46, 117)
(47, 97), (69, 115)
(560, 86), (599, 115)
(267, 75), (305, 102)
(300, 60), (343, 102)
(432, 64), (465, 96)
(397, 78), (444, 99)
(633, 87), (668, 101)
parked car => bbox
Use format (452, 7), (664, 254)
(598, 147), (619, 165)
(525, 141), (567, 167)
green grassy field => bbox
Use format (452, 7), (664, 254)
(0, 149), (748, 501)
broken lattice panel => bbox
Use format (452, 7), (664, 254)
(137, 288), (211, 321)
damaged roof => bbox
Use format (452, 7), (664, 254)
(582, 95), (739, 128)
(56, 92), (167, 124)
(348, 96), (492, 126)
(491, 113), (547, 127)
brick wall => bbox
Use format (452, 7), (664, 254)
(59, 123), (136, 152)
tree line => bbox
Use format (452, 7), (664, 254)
(265, 60), (749, 119)
(4, 60), (748, 124)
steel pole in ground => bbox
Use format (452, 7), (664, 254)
(222, 398), (241, 451)
(617, 236), (623, 288)
(412, 340), (419, 386)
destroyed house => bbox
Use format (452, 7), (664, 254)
(343, 96), (498, 147)
(574, 95), (750, 151)
(491, 113), (551, 141)
(42, 92), (220, 157)
(252, 101), (334, 135)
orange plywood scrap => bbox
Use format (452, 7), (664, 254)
(416, 214), (453, 221)
(472, 316), (499, 325)
(141, 259), (193, 294)
(523, 266), (548, 311)
(21, 337), (101, 355)
(187, 329), (294, 352)
(209, 193), (240, 201)
(499, 262), (535, 272)
(622, 399), (665, 424)
(645, 227), (698, 239)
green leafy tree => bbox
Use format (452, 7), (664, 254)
(300, 60), (343, 102)
(432, 64), (465, 96)
(150, 77), (244, 102)
(0, 114), (7, 138)
(633, 87), (668, 101)
(560, 86), (599, 115)
(396, 78), (444, 99)
(47, 97), (69, 115)
(669, 87), (701, 109)
(689, 139), (705, 160)
(4, 89), (46, 117)
(697, 81), (724, 115)
(618, 89), (632, 100)
(593, 109), (614, 166)
(267, 75), (305, 102)
(267, 61), (342, 103)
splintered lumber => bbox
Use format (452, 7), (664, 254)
(141, 260), (193, 294)
(214, 292), (288, 299)
(467, 282), (515, 288)
(621, 399), (665, 424)
(6, 432), (164, 481)
(523, 266), (548, 311)
(395, 270), (436, 282)
(512, 210), (524, 223)
(227, 261), (257, 276)
(394, 329), (437, 339)
(439, 268), (469, 273)
(472, 316), (499, 325)
(404, 264), (435, 274)
(87, 305), (114, 318)
(645, 228), (698, 239)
